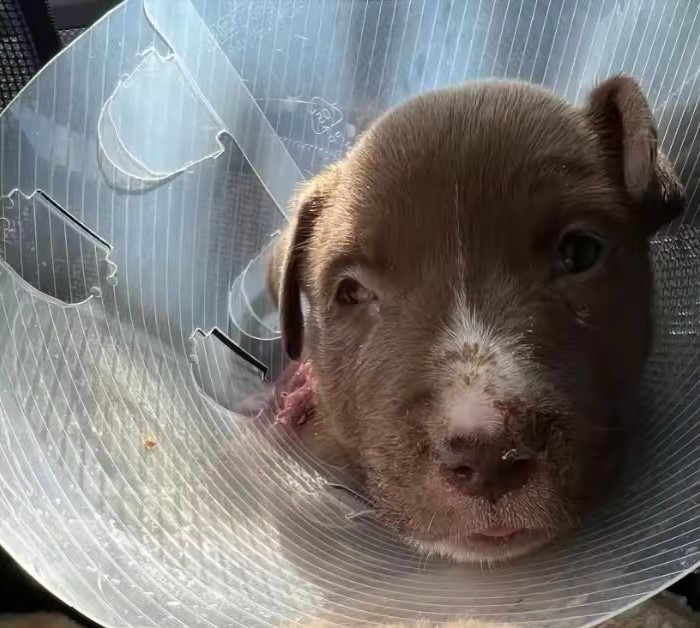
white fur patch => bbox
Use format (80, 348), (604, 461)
(443, 387), (503, 436)
(415, 537), (542, 564)
(415, 539), (487, 563)
(434, 298), (540, 436)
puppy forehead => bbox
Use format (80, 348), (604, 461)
(315, 83), (615, 287)
(364, 81), (596, 168)
(347, 132), (589, 237)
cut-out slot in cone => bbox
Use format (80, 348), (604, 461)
(0, 189), (116, 305)
(228, 235), (282, 341)
(97, 48), (225, 189)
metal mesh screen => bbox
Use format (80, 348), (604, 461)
(0, 0), (40, 110)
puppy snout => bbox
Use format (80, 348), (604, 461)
(439, 437), (536, 500)
(443, 388), (504, 436)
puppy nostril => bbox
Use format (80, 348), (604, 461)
(503, 459), (536, 492)
(439, 437), (474, 470)
(454, 466), (474, 481)
(439, 438), (536, 499)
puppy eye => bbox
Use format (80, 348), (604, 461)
(558, 232), (603, 274)
(335, 277), (376, 306)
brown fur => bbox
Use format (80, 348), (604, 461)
(0, 615), (83, 628)
(268, 76), (683, 562)
(288, 593), (699, 626)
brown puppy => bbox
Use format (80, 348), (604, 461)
(267, 76), (684, 562)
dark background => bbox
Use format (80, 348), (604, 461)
(0, 0), (698, 626)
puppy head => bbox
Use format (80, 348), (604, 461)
(269, 76), (683, 562)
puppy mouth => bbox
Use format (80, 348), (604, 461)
(467, 527), (543, 546)
(418, 527), (550, 563)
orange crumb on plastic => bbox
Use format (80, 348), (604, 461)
(144, 436), (157, 451)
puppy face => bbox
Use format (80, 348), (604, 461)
(269, 77), (684, 562)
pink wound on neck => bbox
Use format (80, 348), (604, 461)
(274, 359), (316, 428)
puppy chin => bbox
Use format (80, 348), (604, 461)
(414, 531), (550, 564)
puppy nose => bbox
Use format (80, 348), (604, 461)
(439, 437), (535, 500)
(443, 388), (504, 436)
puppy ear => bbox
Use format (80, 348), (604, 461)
(585, 75), (684, 233)
(267, 165), (341, 360)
